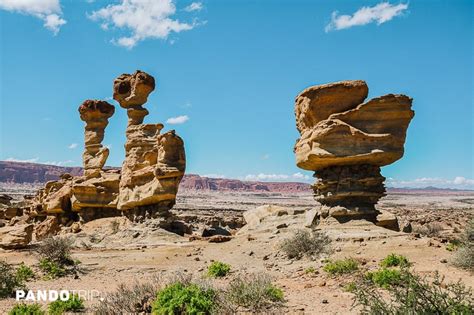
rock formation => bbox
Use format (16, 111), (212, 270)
(28, 70), (185, 223)
(113, 70), (186, 211)
(294, 80), (414, 222)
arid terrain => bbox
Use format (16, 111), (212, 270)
(0, 178), (473, 313)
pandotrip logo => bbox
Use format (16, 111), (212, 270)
(16, 290), (103, 302)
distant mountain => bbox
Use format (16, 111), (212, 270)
(0, 161), (83, 183)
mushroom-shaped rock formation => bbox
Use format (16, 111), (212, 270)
(294, 80), (414, 222)
(78, 100), (115, 177)
(114, 70), (186, 212)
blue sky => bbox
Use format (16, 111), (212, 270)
(0, 0), (472, 189)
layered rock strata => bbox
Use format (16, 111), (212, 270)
(29, 70), (185, 222)
(113, 71), (186, 211)
(294, 80), (414, 222)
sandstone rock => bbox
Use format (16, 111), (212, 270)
(4, 207), (22, 219)
(0, 194), (13, 205)
(294, 80), (414, 222)
(0, 224), (33, 249)
(208, 235), (232, 243)
(35, 216), (60, 240)
(243, 205), (288, 228)
(376, 210), (400, 231)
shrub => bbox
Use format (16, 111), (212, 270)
(323, 258), (359, 275)
(414, 222), (443, 237)
(16, 263), (35, 282)
(48, 294), (84, 315)
(0, 261), (24, 299)
(380, 254), (410, 268)
(366, 268), (402, 288)
(207, 261), (231, 278)
(95, 281), (160, 314)
(36, 237), (74, 265)
(8, 303), (44, 315)
(305, 267), (316, 274)
(453, 220), (474, 271)
(352, 269), (474, 314)
(39, 259), (66, 279)
(446, 241), (461, 252)
(223, 273), (284, 312)
(280, 229), (331, 260)
(344, 282), (357, 293)
(152, 282), (216, 315)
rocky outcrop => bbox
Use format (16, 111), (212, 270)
(79, 100), (115, 177)
(26, 70), (186, 227)
(0, 224), (33, 249)
(294, 80), (414, 222)
(114, 71), (186, 211)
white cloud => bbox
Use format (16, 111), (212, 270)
(0, 0), (67, 35)
(5, 157), (39, 163)
(104, 144), (112, 149)
(202, 174), (226, 179)
(4, 157), (75, 166)
(166, 115), (189, 124)
(325, 2), (408, 32)
(184, 2), (202, 12)
(244, 173), (312, 182)
(68, 143), (78, 149)
(386, 176), (474, 190)
(89, 0), (200, 49)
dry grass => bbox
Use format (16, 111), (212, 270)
(279, 229), (331, 260)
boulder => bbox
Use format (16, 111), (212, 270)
(376, 211), (400, 231)
(243, 205), (288, 228)
(34, 216), (60, 240)
(0, 224), (34, 249)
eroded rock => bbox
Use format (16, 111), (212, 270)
(294, 80), (414, 222)
(0, 224), (33, 249)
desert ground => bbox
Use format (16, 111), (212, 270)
(0, 188), (473, 314)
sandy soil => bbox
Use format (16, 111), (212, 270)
(0, 190), (473, 314)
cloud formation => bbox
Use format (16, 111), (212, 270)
(5, 157), (74, 166)
(166, 115), (189, 124)
(244, 172), (312, 182)
(184, 2), (202, 12)
(325, 2), (408, 32)
(0, 0), (66, 35)
(89, 0), (200, 48)
(386, 176), (474, 190)
(68, 143), (78, 149)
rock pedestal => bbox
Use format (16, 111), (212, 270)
(78, 100), (115, 177)
(113, 70), (186, 211)
(294, 80), (414, 222)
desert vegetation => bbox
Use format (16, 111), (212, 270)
(36, 236), (79, 279)
(453, 219), (474, 271)
(280, 229), (331, 259)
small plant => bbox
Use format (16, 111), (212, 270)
(16, 263), (35, 282)
(152, 282), (216, 315)
(344, 282), (357, 293)
(95, 281), (160, 314)
(305, 267), (316, 274)
(380, 254), (410, 268)
(36, 237), (74, 265)
(453, 220), (474, 271)
(446, 241), (460, 252)
(110, 220), (120, 234)
(280, 229), (331, 260)
(224, 273), (284, 312)
(39, 259), (66, 279)
(366, 268), (402, 288)
(207, 261), (231, 278)
(414, 222), (443, 237)
(48, 294), (84, 315)
(323, 258), (359, 275)
(352, 269), (474, 314)
(8, 303), (44, 315)
(0, 261), (24, 299)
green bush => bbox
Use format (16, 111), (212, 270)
(280, 229), (331, 260)
(323, 258), (359, 275)
(380, 254), (410, 268)
(352, 269), (474, 314)
(304, 267), (316, 274)
(16, 263), (35, 282)
(207, 261), (231, 278)
(36, 237), (74, 265)
(39, 259), (66, 279)
(0, 261), (24, 299)
(152, 282), (216, 315)
(224, 273), (284, 312)
(453, 220), (474, 271)
(8, 303), (44, 315)
(366, 268), (402, 288)
(48, 294), (84, 315)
